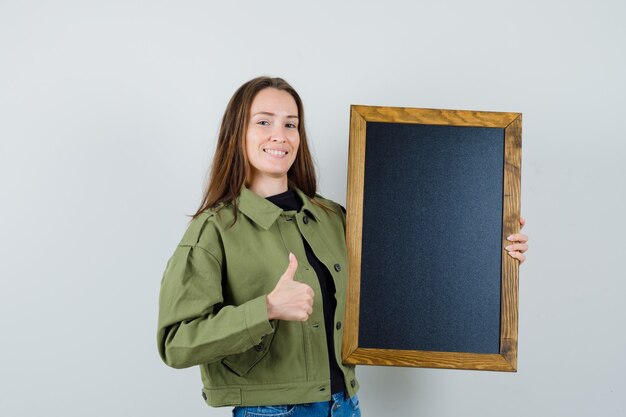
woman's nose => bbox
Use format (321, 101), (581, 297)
(270, 126), (288, 142)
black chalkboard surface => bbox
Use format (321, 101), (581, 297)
(342, 106), (522, 371)
(360, 122), (503, 354)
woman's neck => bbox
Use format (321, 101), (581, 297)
(247, 175), (289, 197)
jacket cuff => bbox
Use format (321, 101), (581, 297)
(244, 295), (274, 345)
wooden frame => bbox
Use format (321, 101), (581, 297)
(341, 105), (522, 372)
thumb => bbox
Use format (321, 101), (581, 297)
(279, 252), (298, 282)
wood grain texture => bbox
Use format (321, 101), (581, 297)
(343, 348), (516, 372)
(352, 105), (519, 128)
(341, 105), (522, 372)
(341, 106), (367, 362)
(500, 115), (523, 370)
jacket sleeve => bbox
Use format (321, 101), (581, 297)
(157, 243), (274, 369)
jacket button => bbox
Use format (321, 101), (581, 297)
(334, 263), (341, 272)
(336, 321), (342, 330)
(303, 215), (309, 224)
(254, 344), (263, 352)
(350, 379), (356, 388)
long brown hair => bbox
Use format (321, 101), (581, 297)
(191, 76), (317, 220)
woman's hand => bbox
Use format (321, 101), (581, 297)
(266, 253), (314, 321)
(505, 216), (529, 264)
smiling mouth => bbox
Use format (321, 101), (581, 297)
(263, 148), (288, 157)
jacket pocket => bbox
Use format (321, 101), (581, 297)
(221, 322), (278, 377)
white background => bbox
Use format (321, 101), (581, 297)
(1, 1), (625, 416)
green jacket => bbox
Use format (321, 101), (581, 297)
(157, 187), (359, 407)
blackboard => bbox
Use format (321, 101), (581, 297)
(341, 106), (522, 372)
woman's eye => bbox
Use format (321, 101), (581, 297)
(286, 123), (297, 129)
(257, 120), (270, 126)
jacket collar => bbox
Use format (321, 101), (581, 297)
(237, 186), (319, 230)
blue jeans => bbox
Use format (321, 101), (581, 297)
(232, 392), (361, 417)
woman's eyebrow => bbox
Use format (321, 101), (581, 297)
(252, 111), (299, 118)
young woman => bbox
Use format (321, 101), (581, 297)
(157, 76), (528, 416)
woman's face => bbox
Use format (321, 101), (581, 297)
(245, 88), (300, 188)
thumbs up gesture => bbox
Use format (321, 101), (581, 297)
(266, 253), (314, 321)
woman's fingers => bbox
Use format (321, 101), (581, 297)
(507, 250), (526, 264)
(505, 243), (528, 253)
(507, 233), (528, 243)
(507, 220), (528, 264)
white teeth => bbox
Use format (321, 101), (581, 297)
(264, 149), (287, 156)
